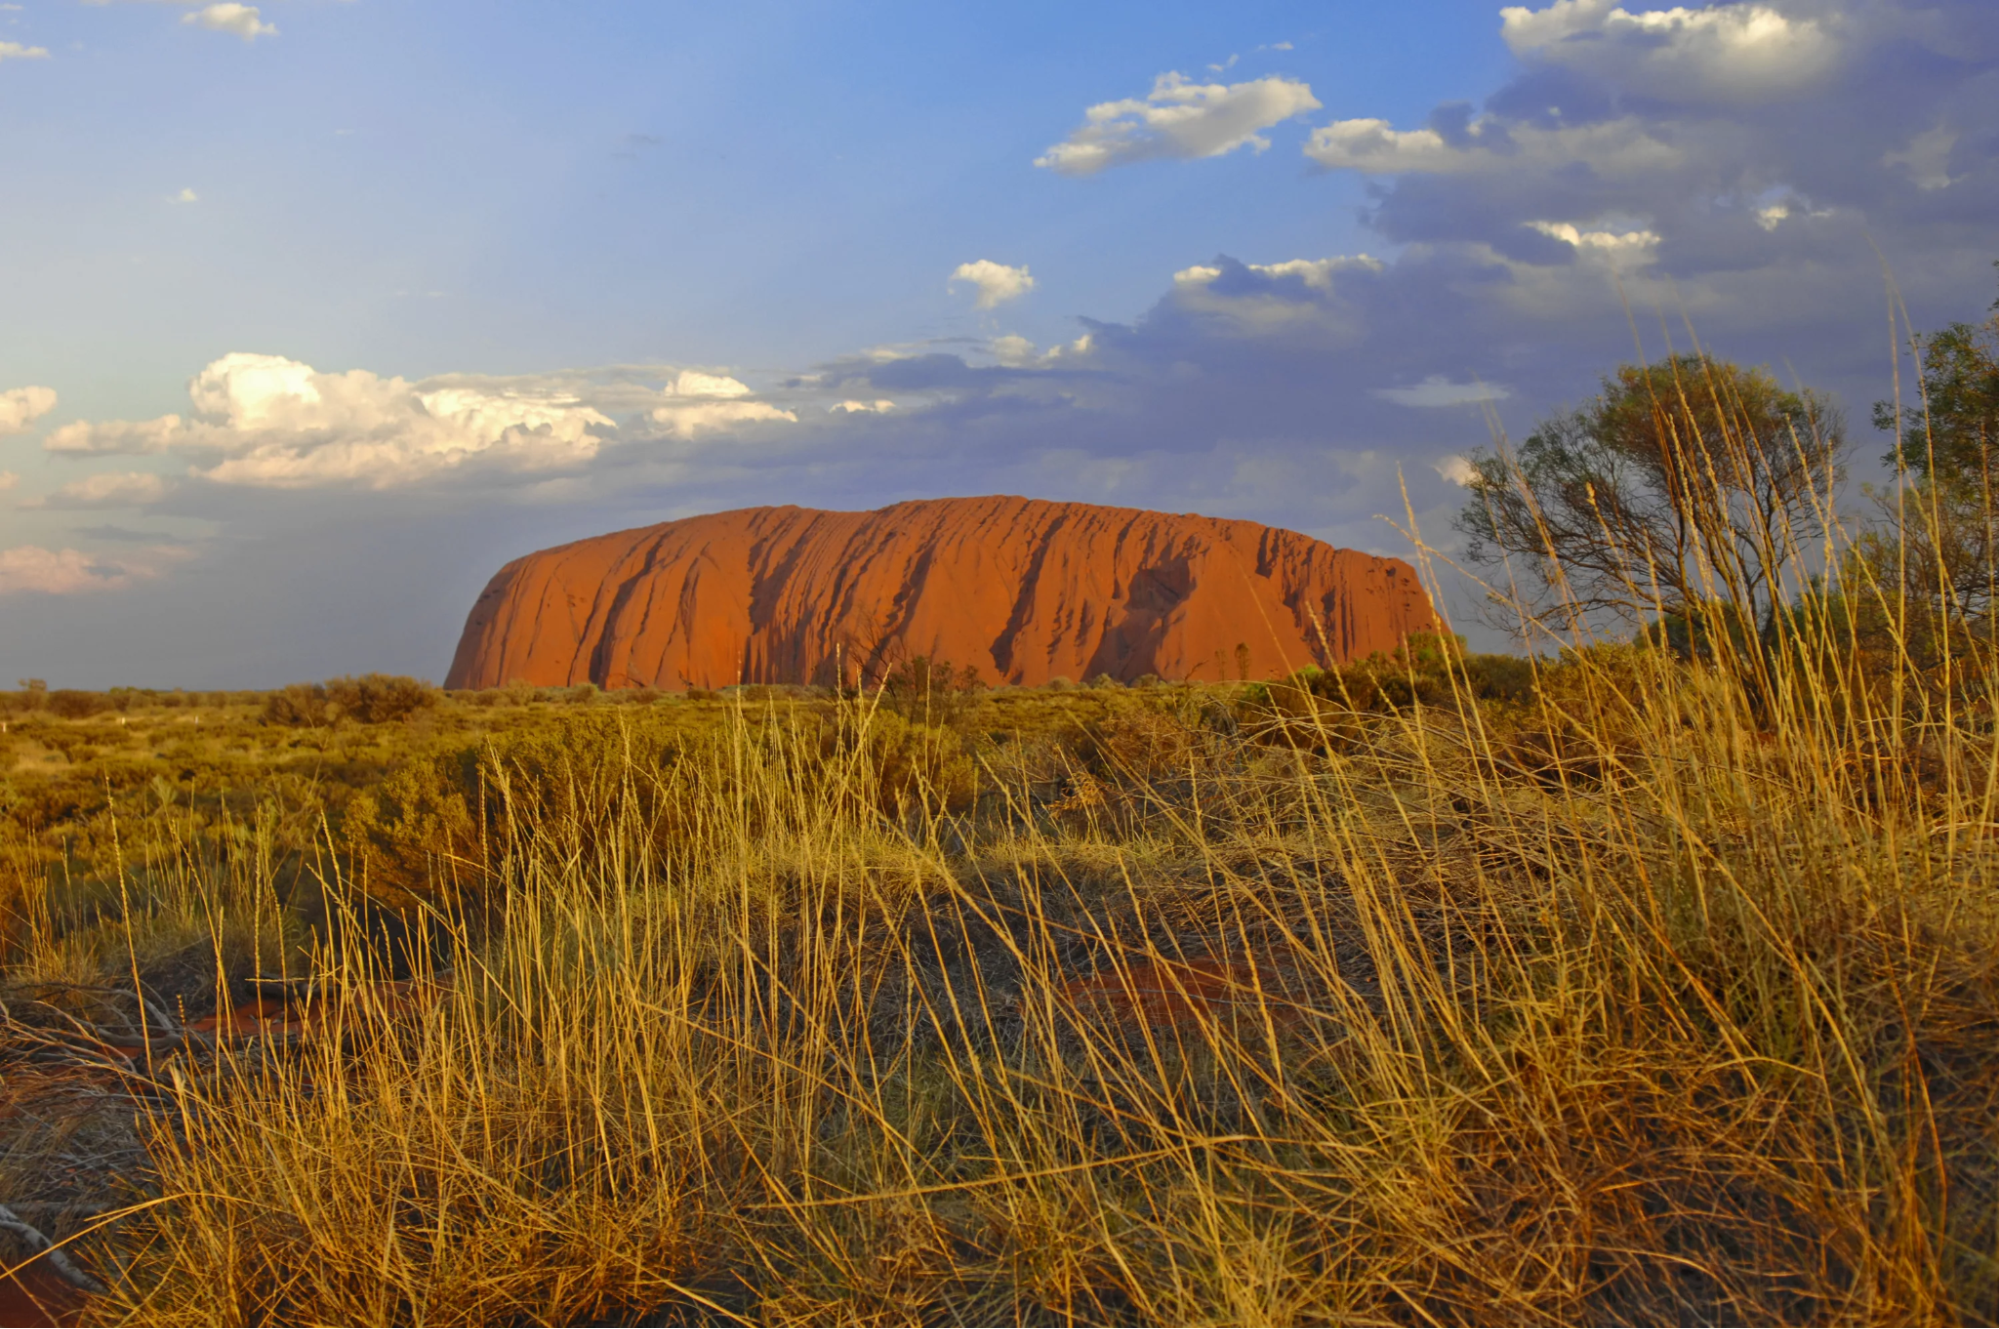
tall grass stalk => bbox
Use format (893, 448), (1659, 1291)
(50, 635), (1989, 1323)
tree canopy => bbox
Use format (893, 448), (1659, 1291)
(1456, 354), (1846, 636)
(1874, 272), (1999, 483)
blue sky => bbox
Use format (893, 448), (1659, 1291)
(3, 0), (1996, 686)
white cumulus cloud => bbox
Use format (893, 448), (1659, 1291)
(988, 334), (1039, 366)
(1175, 256), (1383, 291)
(648, 402), (796, 438)
(1249, 256), (1380, 289)
(950, 260), (1036, 309)
(46, 352), (615, 488)
(987, 333), (1094, 367)
(1432, 455), (1481, 486)
(0, 40), (49, 62)
(1499, 0), (1843, 103)
(830, 400), (896, 413)
(1035, 72), (1321, 175)
(0, 385), (56, 435)
(648, 369), (796, 439)
(182, 2), (276, 40)
(173, 187), (199, 204)
(1161, 255), (1385, 340)
(665, 370), (753, 398)
(1528, 219), (1662, 263)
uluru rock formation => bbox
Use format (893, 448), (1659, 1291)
(445, 497), (1437, 691)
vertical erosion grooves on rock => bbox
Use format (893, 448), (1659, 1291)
(444, 496), (1439, 690)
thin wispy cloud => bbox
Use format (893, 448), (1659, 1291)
(0, 546), (155, 596)
(1035, 72), (1321, 174)
(24, 470), (174, 509)
(1377, 377), (1512, 408)
(1883, 121), (1960, 190)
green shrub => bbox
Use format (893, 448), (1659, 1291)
(263, 683), (333, 727)
(5, 681), (48, 715)
(47, 690), (111, 720)
(264, 675), (437, 727)
(828, 709), (977, 816)
(880, 655), (984, 728)
(325, 674), (438, 725)
(340, 746), (485, 903)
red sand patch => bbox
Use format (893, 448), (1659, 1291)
(1055, 956), (1309, 1031)
(186, 996), (293, 1037)
(0, 1265), (87, 1328)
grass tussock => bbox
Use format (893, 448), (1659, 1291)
(0, 633), (1991, 1325)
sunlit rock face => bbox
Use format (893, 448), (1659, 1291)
(444, 496), (1437, 690)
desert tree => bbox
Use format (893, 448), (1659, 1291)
(1877, 273), (1999, 485)
(1456, 353), (1846, 644)
(1860, 276), (1999, 641)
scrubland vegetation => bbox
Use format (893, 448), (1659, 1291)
(3, 314), (1998, 1324)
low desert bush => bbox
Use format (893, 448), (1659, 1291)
(264, 674), (438, 727)
(46, 690), (113, 720)
(262, 682), (331, 727)
(327, 673), (438, 724)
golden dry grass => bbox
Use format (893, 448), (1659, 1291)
(1, 635), (1980, 1326)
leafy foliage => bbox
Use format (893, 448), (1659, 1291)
(1458, 354), (1846, 633)
(877, 654), (985, 728)
(1875, 274), (1999, 483)
(263, 674), (438, 727)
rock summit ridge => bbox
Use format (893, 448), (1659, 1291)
(445, 496), (1437, 690)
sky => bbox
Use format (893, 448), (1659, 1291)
(2, 0), (1996, 687)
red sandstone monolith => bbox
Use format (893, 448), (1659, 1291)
(444, 496), (1436, 690)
